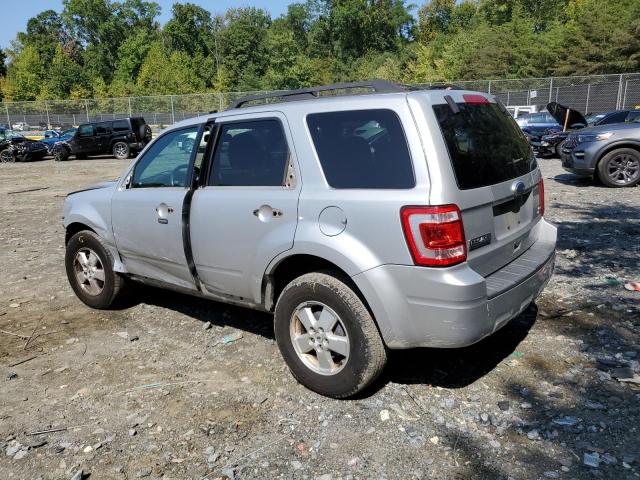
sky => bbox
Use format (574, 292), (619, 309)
(0, 0), (292, 48)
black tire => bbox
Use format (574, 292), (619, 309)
(53, 147), (69, 162)
(274, 272), (387, 398)
(597, 148), (640, 188)
(139, 124), (152, 144)
(112, 141), (130, 160)
(555, 141), (565, 158)
(65, 231), (125, 309)
(0, 148), (15, 163)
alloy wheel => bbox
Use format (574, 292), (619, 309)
(606, 154), (640, 185)
(289, 301), (350, 376)
(73, 248), (105, 296)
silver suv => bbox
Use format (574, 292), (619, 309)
(63, 81), (557, 398)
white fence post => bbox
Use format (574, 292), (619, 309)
(616, 74), (624, 110)
(84, 100), (90, 122)
(4, 103), (10, 126)
(128, 97), (132, 117)
(548, 77), (553, 103)
(44, 101), (50, 129)
(170, 95), (175, 124)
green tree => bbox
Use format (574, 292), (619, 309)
(0, 47), (7, 77)
(219, 8), (271, 90)
(39, 43), (85, 99)
(1, 45), (43, 100)
(163, 3), (213, 58)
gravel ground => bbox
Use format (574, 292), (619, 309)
(1, 157), (639, 480)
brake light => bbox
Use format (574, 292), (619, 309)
(538, 178), (545, 216)
(401, 205), (467, 267)
(463, 94), (489, 104)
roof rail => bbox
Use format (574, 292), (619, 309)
(228, 79), (406, 109)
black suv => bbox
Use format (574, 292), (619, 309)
(53, 117), (152, 161)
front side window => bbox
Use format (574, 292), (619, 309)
(132, 126), (199, 188)
(78, 124), (94, 137)
(307, 109), (414, 189)
(209, 119), (289, 187)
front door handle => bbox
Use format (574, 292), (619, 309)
(155, 202), (174, 224)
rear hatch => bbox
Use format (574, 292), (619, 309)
(410, 91), (544, 278)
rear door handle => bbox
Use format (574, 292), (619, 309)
(253, 205), (282, 221)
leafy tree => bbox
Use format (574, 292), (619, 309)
(1, 45), (43, 100)
(219, 8), (271, 90)
(163, 3), (213, 58)
(39, 43), (85, 99)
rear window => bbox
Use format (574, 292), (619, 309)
(112, 120), (130, 132)
(433, 102), (536, 190)
(307, 109), (414, 189)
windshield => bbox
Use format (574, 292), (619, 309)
(586, 114), (605, 125)
(0, 130), (24, 140)
(433, 102), (536, 190)
(61, 128), (77, 139)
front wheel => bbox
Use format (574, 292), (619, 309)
(112, 141), (130, 160)
(274, 272), (387, 398)
(597, 148), (640, 187)
(53, 147), (69, 162)
(65, 231), (125, 309)
(0, 149), (15, 163)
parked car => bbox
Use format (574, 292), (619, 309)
(41, 128), (77, 154)
(53, 117), (152, 161)
(561, 116), (640, 187)
(12, 121), (29, 131)
(516, 112), (561, 155)
(62, 80), (556, 398)
(0, 128), (48, 162)
(541, 107), (640, 157)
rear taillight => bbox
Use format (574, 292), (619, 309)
(401, 205), (467, 267)
(538, 178), (545, 217)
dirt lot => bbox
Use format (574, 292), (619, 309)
(1, 157), (639, 480)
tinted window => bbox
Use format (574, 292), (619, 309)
(433, 102), (536, 190)
(95, 122), (111, 135)
(132, 126), (199, 188)
(78, 124), (94, 137)
(209, 119), (289, 187)
(597, 111), (627, 125)
(307, 109), (414, 189)
(628, 111), (640, 122)
(112, 120), (130, 132)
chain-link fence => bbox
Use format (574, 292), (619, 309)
(2, 73), (640, 130)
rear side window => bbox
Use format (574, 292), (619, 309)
(95, 122), (111, 135)
(433, 102), (536, 190)
(598, 111), (627, 125)
(307, 109), (414, 189)
(209, 119), (289, 187)
(112, 120), (130, 132)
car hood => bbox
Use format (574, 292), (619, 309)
(66, 179), (119, 197)
(572, 122), (640, 135)
(546, 102), (587, 129)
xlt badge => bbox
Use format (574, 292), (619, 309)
(469, 233), (492, 251)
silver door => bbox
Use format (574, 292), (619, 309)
(111, 125), (202, 290)
(189, 112), (300, 303)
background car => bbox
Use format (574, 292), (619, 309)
(541, 108), (640, 157)
(561, 117), (640, 187)
(12, 121), (29, 131)
(0, 128), (48, 162)
(516, 112), (562, 155)
(53, 117), (152, 161)
(41, 128), (76, 154)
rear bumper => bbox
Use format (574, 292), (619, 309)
(352, 219), (557, 349)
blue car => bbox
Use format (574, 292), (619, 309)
(41, 128), (76, 154)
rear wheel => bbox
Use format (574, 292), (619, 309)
(274, 272), (386, 398)
(113, 141), (130, 160)
(597, 148), (640, 188)
(65, 231), (125, 309)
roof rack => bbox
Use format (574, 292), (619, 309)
(228, 80), (407, 109)
(227, 80), (465, 109)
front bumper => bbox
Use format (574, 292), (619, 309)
(352, 219), (557, 349)
(561, 142), (599, 175)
